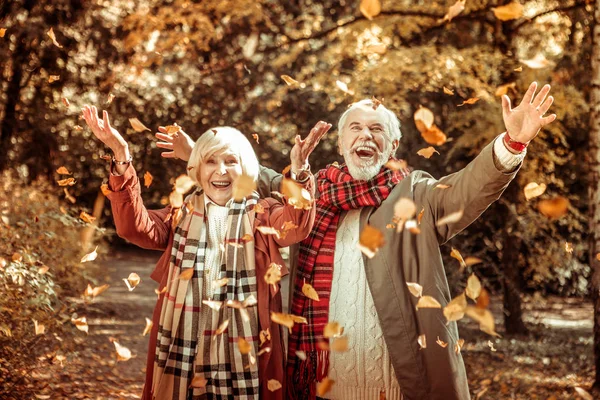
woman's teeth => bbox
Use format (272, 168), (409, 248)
(212, 182), (231, 188)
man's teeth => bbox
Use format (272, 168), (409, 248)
(212, 182), (231, 187)
(355, 145), (376, 157)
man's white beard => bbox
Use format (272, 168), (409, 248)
(343, 145), (390, 181)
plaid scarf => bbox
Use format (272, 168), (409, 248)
(287, 160), (411, 399)
(152, 190), (260, 400)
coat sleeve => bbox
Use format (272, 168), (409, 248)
(414, 136), (519, 245)
(105, 164), (172, 251)
(258, 174), (316, 248)
(257, 165), (284, 199)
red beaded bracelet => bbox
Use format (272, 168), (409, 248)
(503, 132), (528, 153)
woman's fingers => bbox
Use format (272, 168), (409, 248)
(157, 126), (168, 134)
(156, 141), (173, 150)
(160, 151), (175, 158)
(155, 132), (174, 142)
(102, 110), (112, 134)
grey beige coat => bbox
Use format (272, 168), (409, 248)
(256, 139), (519, 400)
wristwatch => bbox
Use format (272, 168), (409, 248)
(290, 167), (311, 184)
(503, 132), (528, 153)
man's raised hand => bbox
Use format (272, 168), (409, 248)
(290, 121), (332, 172)
(501, 82), (557, 144)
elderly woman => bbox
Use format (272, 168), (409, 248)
(81, 105), (327, 400)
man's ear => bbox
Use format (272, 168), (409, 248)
(392, 139), (399, 153)
(337, 137), (343, 156)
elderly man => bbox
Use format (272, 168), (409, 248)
(157, 82), (555, 400)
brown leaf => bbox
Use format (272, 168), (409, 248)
(565, 242), (574, 254)
(443, 292), (467, 322)
(282, 178), (313, 210)
(330, 336), (349, 352)
(416, 296), (442, 310)
(129, 118), (151, 132)
(238, 337), (252, 355)
(436, 336), (448, 348)
(260, 329), (271, 346)
(302, 282), (320, 301)
(71, 316), (89, 334)
(123, 272), (141, 291)
(371, 96), (384, 110)
(33, 319), (45, 335)
(476, 288), (490, 310)
(406, 282), (423, 298)
(57, 177), (76, 186)
(48, 75), (60, 83)
(524, 182), (547, 201)
(450, 248), (467, 271)
(494, 82), (516, 97)
(252, 133), (259, 144)
(80, 246), (98, 263)
(64, 188), (76, 204)
(62, 97), (70, 108)
(436, 209), (464, 226)
(214, 319), (230, 337)
(190, 375), (208, 388)
(384, 159), (408, 171)
(264, 263), (283, 286)
(466, 274), (482, 301)
(46, 28), (63, 48)
(492, 2), (524, 21)
(416, 147), (439, 159)
(454, 338), (465, 355)
(179, 268), (194, 281)
(233, 173), (257, 201)
(106, 93), (115, 105)
(465, 306), (500, 337)
(267, 380), (282, 392)
(271, 312), (306, 332)
(144, 171), (153, 188)
(443, 87), (454, 95)
(421, 125), (447, 146)
(324, 322), (344, 338)
(358, 224), (385, 258)
(80, 211), (96, 224)
(440, 0), (466, 23)
(414, 106), (434, 133)
(538, 196), (569, 219)
(317, 377), (335, 397)
(111, 339), (132, 361)
(418, 334), (427, 349)
(281, 75), (300, 86)
(457, 98), (480, 107)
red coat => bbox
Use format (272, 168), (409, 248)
(106, 164), (315, 400)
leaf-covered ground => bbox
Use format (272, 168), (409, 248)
(5, 249), (594, 400)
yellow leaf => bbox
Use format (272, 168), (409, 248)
(179, 268), (194, 281)
(252, 133), (259, 144)
(80, 211), (96, 224)
(38, 265), (49, 274)
(330, 336), (349, 352)
(169, 191), (183, 208)
(48, 75), (60, 83)
(421, 125), (447, 146)
(523, 182), (547, 201)
(0, 28), (6, 38)
(335, 80), (354, 95)
(271, 312), (306, 332)
(202, 300), (223, 311)
(174, 174), (195, 194)
(296, 350), (307, 360)
(443, 87), (454, 95)
(282, 178), (313, 210)
(466, 274), (482, 301)
(443, 292), (467, 322)
(416, 147), (439, 159)
(465, 257), (483, 267)
(56, 166), (71, 175)
(574, 387), (594, 400)
(212, 277), (229, 290)
(123, 272), (141, 291)
(359, 0), (381, 20)
(436, 209), (464, 226)
(435, 184), (451, 189)
(358, 224), (385, 258)
(129, 118), (151, 132)
(142, 318), (153, 336)
(371, 95), (384, 110)
(57, 177), (76, 186)
(233, 173), (257, 201)
(144, 171), (153, 188)
(406, 282), (423, 298)
(164, 124), (181, 134)
(416, 296), (442, 310)
(465, 306), (500, 337)
(260, 329), (271, 346)
(317, 377), (335, 397)
(112, 339), (132, 361)
(12, 252), (23, 262)
(565, 242), (574, 254)
(238, 337), (252, 354)
(440, 0), (466, 23)
(457, 97), (479, 107)
(80, 246), (98, 263)
(454, 338), (465, 354)
(267, 379), (282, 392)
(281, 75), (299, 86)
(492, 2), (524, 21)
(106, 93), (115, 105)
(33, 319), (45, 335)
(62, 97), (70, 107)
(384, 159), (408, 171)
(436, 336), (448, 348)
(413, 106), (434, 133)
(302, 282), (320, 301)
(494, 82), (516, 97)
(71, 316), (89, 334)
(514, 66), (523, 72)
(418, 334), (426, 349)
(46, 28), (63, 48)
(450, 247), (467, 271)
(214, 319), (230, 337)
(538, 196), (569, 219)
(190, 375), (208, 388)
(520, 53), (552, 69)
(264, 263), (283, 286)
(64, 188), (76, 204)
(324, 322), (344, 338)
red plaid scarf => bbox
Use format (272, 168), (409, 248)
(286, 159), (411, 399)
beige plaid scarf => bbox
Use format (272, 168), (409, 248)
(152, 190), (260, 399)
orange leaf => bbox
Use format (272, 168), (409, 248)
(106, 93), (115, 105)
(524, 182), (547, 201)
(358, 224), (385, 258)
(0, 28), (6, 38)
(252, 134), (259, 144)
(238, 337), (252, 355)
(440, 0), (466, 23)
(214, 319), (230, 337)
(123, 272), (141, 291)
(384, 159), (408, 171)
(190, 375), (208, 388)
(233, 173), (257, 201)
(179, 268), (194, 281)
(57, 177), (76, 186)
(359, 0), (381, 20)
(317, 377), (335, 397)
(46, 28), (63, 48)
(144, 171), (153, 188)
(48, 75), (60, 83)
(421, 125), (447, 146)
(267, 380), (282, 392)
(264, 263), (282, 286)
(538, 196), (569, 219)
(443, 87), (454, 95)
(414, 106), (434, 133)
(56, 166), (71, 175)
(457, 98), (479, 107)
(80, 211), (96, 224)
(71, 316), (89, 334)
(302, 282), (320, 301)
(416, 147), (439, 159)
(443, 292), (467, 322)
(436, 336), (448, 348)
(492, 2), (524, 21)
(281, 75), (300, 86)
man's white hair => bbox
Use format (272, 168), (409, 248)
(337, 99), (402, 142)
(187, 127), (259, 188)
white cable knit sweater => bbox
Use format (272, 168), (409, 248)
(326, 209), (402, 400)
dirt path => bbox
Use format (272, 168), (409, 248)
(29, 249), (161, 400)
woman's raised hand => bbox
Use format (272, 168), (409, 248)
(155, 127), (195, 162)
(81, 105), (130, 161)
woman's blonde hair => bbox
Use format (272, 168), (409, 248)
(187, 127), (259, 187)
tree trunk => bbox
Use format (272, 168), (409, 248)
(589, 0), (600, 392)
(501, 229), (529, 335)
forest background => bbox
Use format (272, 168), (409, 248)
(0, 0), (598, 399)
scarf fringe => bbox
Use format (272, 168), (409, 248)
(288, 350), (330, 400)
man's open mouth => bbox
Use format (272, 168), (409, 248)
(354, 145), (377, 159)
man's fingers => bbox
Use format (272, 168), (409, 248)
(541, 114), (557, 127)
(160, 151), (175, 158)
(519, 82), (537, 106)
(532, 84), (551, 108)
(502, 95), (512, 116)
(538, 95), (554, 116)
(156, 142), (173, 150)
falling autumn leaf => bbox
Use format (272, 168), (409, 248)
(574, 387), (594, 400)
(538, 196), (569, 219)
(406, 282), (423, 298)
(80, 246), (98, 263)
(281, 75), (300, 86)
(495, 82), (516, 97)
(465, 257), (483, 267)
(12, 253), (23, 262)
(106, 93), (115, 105)
(271, 312), (307, 332)
(418, 334), (427, 349)
(64, 188), (76, 204)
(214, 319), (230, 337)
(129, 118), (151, 132)
(317, 377), (335, 397)
(492, 2), (524, 21)
(38, 265), (50, 274)
(457, 97), (479, 107)
(416, 296), (442, 310)
(524, 182), (547, 201)
(440, 0), (466, 23)
(252, 133), (259, 144)
(112, 339), (132, 361)
(233, 173), (257, 201)
(466, 274), (482, 301)
(123, 272), (141, 291)
(169, 191), (183, 208)
(62, 97), (70, 107)
(436, 336), (449, 348)
(476, 288), (490, 310)
(302, 282), (320, 301)
(72, 317), (89, 334)
(436, 209), (464, 226)
(257, 226), (281, 238)
(465, 306), (500, 337)
(450, 248), (467, 271)
(202, 300), (223, 311)
(33, 319), (45, 335)
(47, 28), (63, 48)
(384, 159), (408, 171)
(260, 329), (271, 345)
(57, 177), (76, 186)
(414, 106), (434, 133)
(417, 147), (439, 159)
(443, 292), (467, 322)
(565, 242), (574, 254)
(330, 336), (349, 352)
(238, 337), (252, 354)
(264, 263), (283, 286)
(282, 178), (313, 210)
(80, 211), (96, 224)
(520, 53), (552, 69)
(178, 268), (194, 281)
(514, 66), (523, 72)
(100, 183), (112, 196)
(335, 80), (354, 95)
(324, 322), (344, 338)
(190, 375), (208, 388)
(358, 224), (385, 258)
(48, 75), (60, 83)
(454, 338), (465, 355)
(371, 96), (383, 110)
(267, 380), (282, 392)
(443, 87), (454, 95)
(0, 28), (6, 38)
(296, 350), (307, 360)
(421, 125), (447, 146)
(85, 283), (110, 299)
(56, 166), (71, 175)
(142, 318), (153, 336)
